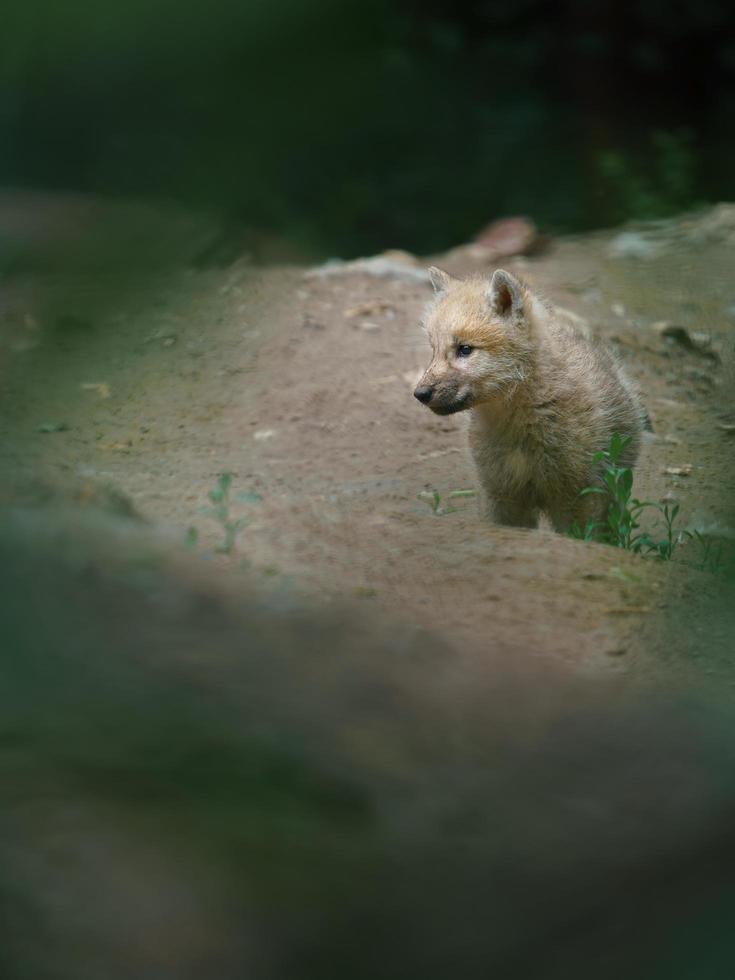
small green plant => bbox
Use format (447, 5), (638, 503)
(210, 473), (247, 554)
(417, 488), (475, 516)
(570, 432), (686, 560)
(639, 502), (681, 560)
(191, 473), (260, 555)
(687, 530), (735, 577)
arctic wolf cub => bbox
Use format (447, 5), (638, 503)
(414, 267), (644, 532)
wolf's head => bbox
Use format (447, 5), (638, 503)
(414, 268), (534, 415)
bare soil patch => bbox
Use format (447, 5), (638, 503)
(2, 199), (734, 690)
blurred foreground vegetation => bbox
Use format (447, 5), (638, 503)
(1, 508), (735, 979)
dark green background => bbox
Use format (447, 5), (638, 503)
(2, 0), (735, 255)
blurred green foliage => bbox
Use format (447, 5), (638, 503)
(2, 517), (735, 978)
(599, 129), (699, 222)
(1, 0), (734, 255)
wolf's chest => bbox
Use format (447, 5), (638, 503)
(471, 438), (542, 490)
(495, 447), (536, 486)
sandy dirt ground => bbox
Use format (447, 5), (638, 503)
(1, 199), (734, 692)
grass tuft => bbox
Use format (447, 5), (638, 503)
(569, 433), (686, 560)
(417, 488), (475, 516)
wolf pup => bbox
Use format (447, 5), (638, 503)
(414, 267), (644, 532)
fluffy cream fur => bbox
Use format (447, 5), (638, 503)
(416, 268), (645, 531)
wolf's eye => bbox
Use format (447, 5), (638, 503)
(456, 344), (473, 358)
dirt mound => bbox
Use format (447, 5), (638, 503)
(2, 502), (735, 979)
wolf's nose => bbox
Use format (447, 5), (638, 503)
(414, 385), (434, 404)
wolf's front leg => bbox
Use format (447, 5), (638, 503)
(547, 491), (608, 537)
(473, 444), (539, 528)
(479, 489), (539, 529)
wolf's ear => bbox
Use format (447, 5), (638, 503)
(487, 269), (524, 319)
(428, 266), (454, 295)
